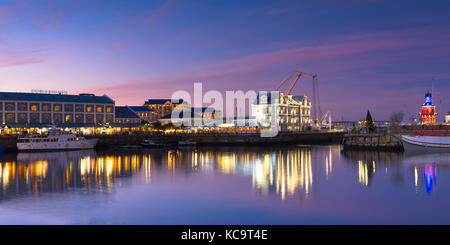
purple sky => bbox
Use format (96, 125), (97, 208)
(0, 0), (449, 121)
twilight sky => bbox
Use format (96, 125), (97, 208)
(0, 0), (449, 121)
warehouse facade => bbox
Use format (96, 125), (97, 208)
(0, 92), (115, 127)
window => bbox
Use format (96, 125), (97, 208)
(5, 113), (15, 123)
(64, 104), (74, 112)
(5, 102), (15, 111)
(18, 103), (27, 111)
(75, 114), (84, 123)
(30, 103), (39, 111)
(96, 114), (104, 123)
(65, 114), (73, 123)
(30, 113), (40, 123)
(42, 113), (51, 123)
(106, 106), (113, 113)
(18, 113), (27, 123)
(105, 114), (114, 123)
(42, 104), (51, 111)
(53, 104), (62, 112)
(53, 113), (62, 123)
(86, 105), (93, 112)
(75, 104), (84, 112)
(96, 105), (104, 113)
(0, 102), (3, 111)
(86, 114), (94, 123)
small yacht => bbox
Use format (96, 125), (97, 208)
(141, 139), (169, 148)
(17, 127), (98, 151)
(401, 134), (450, 152)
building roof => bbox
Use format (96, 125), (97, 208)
(159, 107), (220, 120)
(191, 107), (221, 112)
(128, 106), (153, 112)
(144, 99), (184, 105)
(292, 95), (306, 102)
(254, 91), (280, 104)
(115, 106), (140, 119)
(423, 92), (434, 106)
(0, 92), (115, 104)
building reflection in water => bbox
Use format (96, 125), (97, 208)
(342, 150), (404, 187)
(0, 145), (342, 201)
(0, 150), (151, 200)
(191, 146), (340, 200)
(412, 163), (437, 194)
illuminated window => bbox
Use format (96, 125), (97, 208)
(65, 114), (73, 122)
(96, 105), (104, 113)
(106, 106), (113, 113)
(86, 105), (93, 112)
(30, 105), (39, 111)
(53, 104), (62, 112)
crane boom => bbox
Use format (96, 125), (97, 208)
(274, 69), (321, 123)
(285, 72), (302, 95)
(275, 71), (296, 91)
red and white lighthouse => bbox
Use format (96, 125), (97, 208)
(420, 92), (437, 124)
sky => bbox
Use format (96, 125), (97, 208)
(0, 0), (449, 121)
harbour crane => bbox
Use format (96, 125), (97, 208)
(318, 109), (332, 129)
(275, 69), (322, 125)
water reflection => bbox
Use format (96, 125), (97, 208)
(342, 150), (450, 194)
(1, 146), (449, 203)
(0, 150), (148, 199)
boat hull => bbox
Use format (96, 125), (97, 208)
(17, 138), (98, 152)
(401, 135), (450, 153)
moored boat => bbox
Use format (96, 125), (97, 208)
(141, 139), (169, 148)
(178, 140), (197, 146)
(400, 135), (450, 152)
(17, 128), (98, 151)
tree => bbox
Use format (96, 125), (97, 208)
(365, 110), (376, 133)
(151, 121), (163, 130)
(389, 112), (404, 125)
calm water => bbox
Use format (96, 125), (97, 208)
(0, 145), (449, 224)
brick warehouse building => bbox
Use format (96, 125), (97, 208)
(0, 92), (115, 127)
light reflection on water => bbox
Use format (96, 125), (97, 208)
(0, 145), (450, 224)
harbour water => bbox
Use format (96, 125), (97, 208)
(0, 145), (449, 224)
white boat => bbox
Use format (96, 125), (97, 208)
(178, 140), (197, 146)
(17, 128), (98, 151)
(400, 135), (450, 152)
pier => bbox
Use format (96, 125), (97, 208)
(93, 131), (345, 148)
(0, 131), (345, 152)
(342, 133), (403, 151)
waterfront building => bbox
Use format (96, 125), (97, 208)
(252, 92), (311, 131)
(158, 107), (221, 126)
(143, 99), (188, 119)
(128, 106), (156, 123)
(114, 106), (141, 126)
(420, 92), (437, 124)
(0, 91), (115, 127)
(446, 112), (450, 124)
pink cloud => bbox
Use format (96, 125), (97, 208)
(83, 25), (450, 119)
(145, 0), (177, 25)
